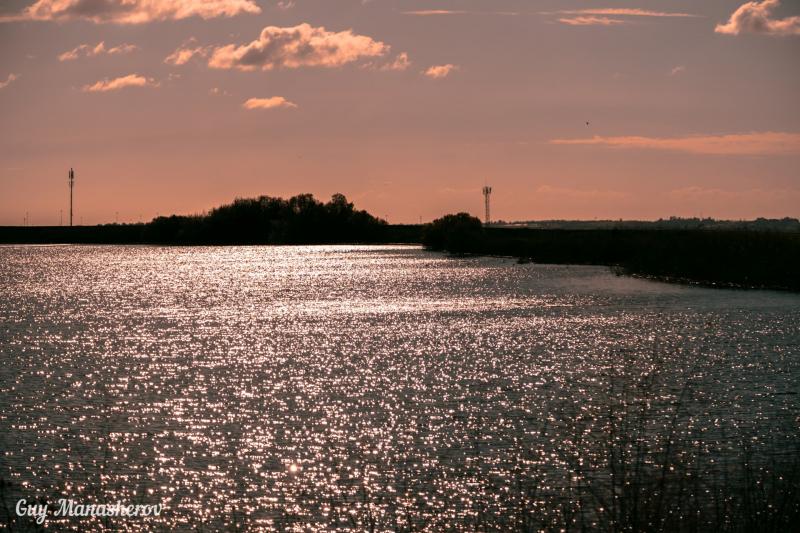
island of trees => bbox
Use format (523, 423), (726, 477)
(1, 194), (798, 291)
(0, 194), (419, 245)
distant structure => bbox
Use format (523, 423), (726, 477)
(68, 168), (75, 227)
(482, 185), (492, 224)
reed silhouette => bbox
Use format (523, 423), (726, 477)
(422, 213), (800, 291)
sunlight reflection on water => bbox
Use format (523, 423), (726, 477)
(0, 245), (798, 530)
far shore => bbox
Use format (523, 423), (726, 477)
(2, 194), (798, 292)
(2, 222), (799, 293)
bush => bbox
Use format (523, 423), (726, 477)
(422, 213), (484, 253)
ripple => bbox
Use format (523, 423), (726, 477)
(1, 245), (799, 530)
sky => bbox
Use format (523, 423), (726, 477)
(0, 0), (799, 225)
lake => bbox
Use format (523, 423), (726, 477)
(1, 245), (798, 530)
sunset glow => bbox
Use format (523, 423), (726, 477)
(1, 0), (798, 224)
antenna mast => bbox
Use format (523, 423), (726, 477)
(482, 185), (492, 225)
(69, 168), (74, 227)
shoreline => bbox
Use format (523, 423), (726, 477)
(3, 223), (799, 292)
(423, 215), (800, 292)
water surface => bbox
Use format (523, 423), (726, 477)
(1, 245), (798, 530)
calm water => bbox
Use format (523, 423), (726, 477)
(0, 245), (798, 531)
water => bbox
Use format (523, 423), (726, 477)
(1, 245), (798, 530)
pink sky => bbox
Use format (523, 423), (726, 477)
(1, 0), (799, 224)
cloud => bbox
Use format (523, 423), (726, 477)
(551, 8), (698, 18)
(403, 10), (468, 16)
(424, 64), (458, 79)
(165, 40), (209, 65)
(59, 41), (137, 61)
(559, 16), (627, 26)
(82, 74), (158, 92)
(365, 52), (410, 71)
(7, 0), (261, 24)
(208, 23), (389, 71)
(402, 9), (517, 16)
(716, 0), (800, 36)
(242, 96), (297, 110)
(670, 65), (686, 76)
(384, 52), (410, 71)
(0, 73), (19, 89)
(550, 8), (699, 26)
(550, 132), (800, 155)
(277, 0), (295, 9)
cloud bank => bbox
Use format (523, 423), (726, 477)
(83, 74), (158, 92)
(716, 0), (800, 36)
(8, 0), (261, 24)
(550, 132), (800, 155)
(208, 23), (389, 71)
(242, 96), (297, 110)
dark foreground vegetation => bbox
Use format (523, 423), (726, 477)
(423, 213), (800, 291)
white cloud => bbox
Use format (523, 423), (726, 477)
(165, 40), (209, 65)
(424, 64), (458, 79)
(209, 23), (389, 71)
(670, 65), (686, 76)
(403, 9), (518, 16)
(552, 8), (699, 18)
(242, 96), (298, 110)
(716, 0), (800, 36)
(550, 132), (800, 155)
(59, 41), (137, 61)
(0, 73), (19, 89)
(403, 10), (468, 16)
(365, 52), (411, 72)
(558, 16), (627, 26)
(7, 0), (261, 24)
(385, 52), (410, 71)
(551, 7), (699, 26)
(82, 74), (158, 92)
